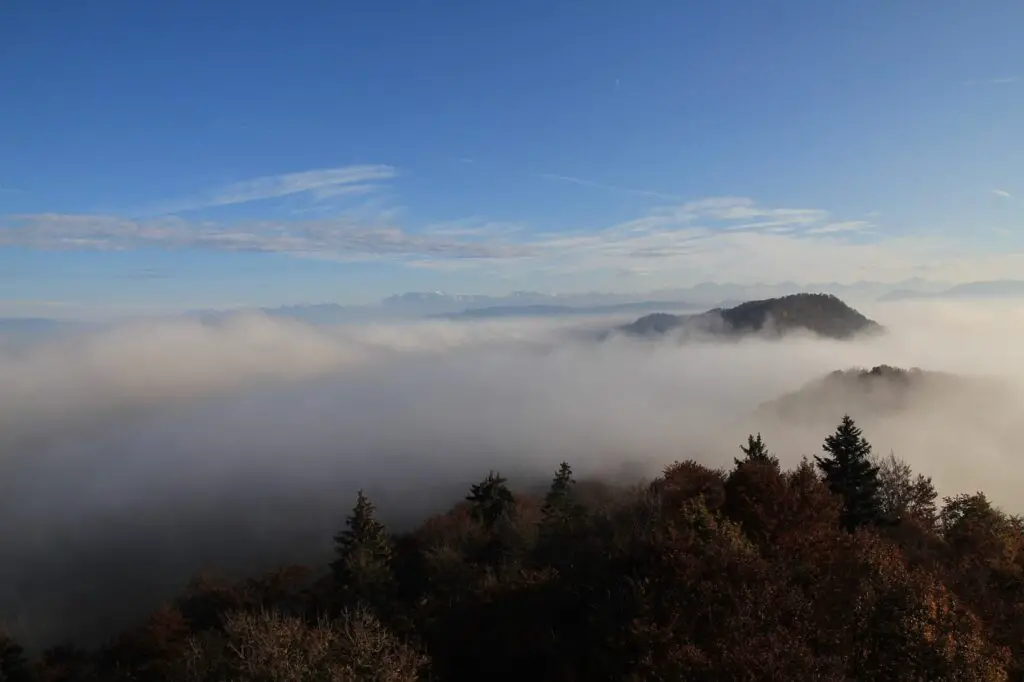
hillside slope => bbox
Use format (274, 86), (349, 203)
(754, 364), (1014, 427)
(618, 293), (882, 340)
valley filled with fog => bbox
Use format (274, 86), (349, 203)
(3, 298), (1024, 647)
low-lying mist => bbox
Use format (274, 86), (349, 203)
(2, 299), (1024, 648)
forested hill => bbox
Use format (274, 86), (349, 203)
(754, 364), (1018, 431)
(759, 365), (947, 422)
(618, 293), (882, 340)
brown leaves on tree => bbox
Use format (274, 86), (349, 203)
(7, 415), (1024, 681)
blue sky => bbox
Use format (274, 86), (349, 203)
(2, 1), (1023, 316)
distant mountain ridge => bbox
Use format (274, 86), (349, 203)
(878, 280), (1024, 302)
(232, 292), (703, 324)
(431, 300), (697, 320)
(196, 279), (955, 325)
(617, 293), (882, 341)
(246, 291), (694, 324)
(11, 278), (988, 328)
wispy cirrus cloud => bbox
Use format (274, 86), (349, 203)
(487, 197), (1024, 285)
(992, 189), (1013, 199)
(804, 221), (871, 235)
(673, 197), (830, 232)
(4, 195), (846, 271)
(202, 165), (397, 207)
(0, 196), (884, 276)
(6, 195), (1023, 286)
(0, 213), (531, 260)
(149, 164), (398, 215)
(591, 197), (832, 238)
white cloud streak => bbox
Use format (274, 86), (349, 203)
(0, 213), (531, 260)
(154, 164), (398, 214)
(4, 195), (1024, 286)
(205, 165), (396, 206)
(804, 221), (871, 235)
(992, 189), (1013, 199)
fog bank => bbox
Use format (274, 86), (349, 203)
(2, 299), (1024, 647)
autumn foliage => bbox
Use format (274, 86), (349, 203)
(5, 416), (1024, 681)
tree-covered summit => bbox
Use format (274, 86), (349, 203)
(619, 292), (883, 340)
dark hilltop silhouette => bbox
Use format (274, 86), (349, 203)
(753, 364), (1016, 430)
(617, 292), (883, 341)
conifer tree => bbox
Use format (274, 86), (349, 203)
(814, 415), (882, 532)
(331, 490), (394, 606)
(536, 462), (585, 540)
(541, 463), (581, 527)
(466, 471), (521, 568)
(466, 471), (516, 531)
(538, 462), (585, 567)
(734, 432), (780, 468)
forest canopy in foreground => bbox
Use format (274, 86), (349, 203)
(2, 415), (1023, 682)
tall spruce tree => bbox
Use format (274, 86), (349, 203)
(331, 490), (394, 607)
(540, 463), (584, 538)
(814, 415), (882, 532)
(538, 463), (585, 570)
(466, 471), (516, 531)
(541, 463), (580, 526)
(466, 471), (520, 568)
(734, 432), (780, 468)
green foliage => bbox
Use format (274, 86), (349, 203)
(331, 490), (395, 609)
(465, 471), (515, 531)
(539, 463), (583, 531)
(723, 457), (788, 548)
(535, 463), (586, 574)
(462, 471), (528, 572)
(734, 432), (780, 468)
(815, 414), (883, 532)
(542, 463), (574, 513)
(334, 491), (393, 568)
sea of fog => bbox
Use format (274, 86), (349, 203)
(2, 298), (1024, 647)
